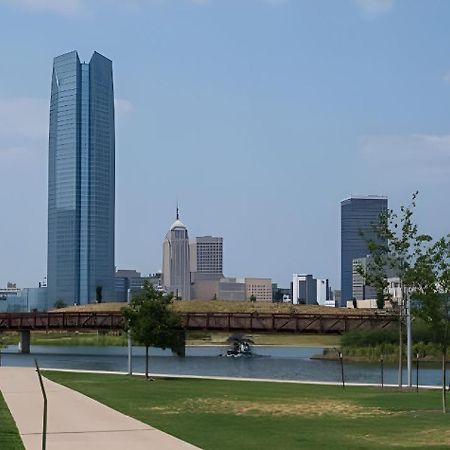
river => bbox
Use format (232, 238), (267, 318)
(1, 345), (447, 386)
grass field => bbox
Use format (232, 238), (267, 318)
(0, 391), (24, 450)
(43, 371), (450, 450)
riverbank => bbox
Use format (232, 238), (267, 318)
(43, 370), (450, 450)
(311, 349), (443, 363)
(0, 330), (341, 347)
(312, 345), (445, 363)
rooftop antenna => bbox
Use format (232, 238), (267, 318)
(176, 198), (179, 220)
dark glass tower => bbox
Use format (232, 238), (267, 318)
(47, 51), (115, 306)
(340, 196), (388, 307)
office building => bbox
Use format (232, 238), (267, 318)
(0, 286), (48, 313)
(340, 196), (388, 306)
(190, 236), (224, 299)
(218, 277), (246, 301)
(272, 283), (291, 302)
(190, 236), (223, 275)
(47, 50), (115, 306)
(316, 278), (330, 306)
(352, 256), (377, 301)
(292, 274), (331, 305)
(114, 270), (162, 301)
(292, 274), (317, 305)
(333, 290), (341, 305)
(162, 210), (191, 299)
(245, 277), (272, 302)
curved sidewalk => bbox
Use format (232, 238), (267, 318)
(0, 367), (200, 450)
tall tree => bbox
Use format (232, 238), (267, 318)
(123, 282), (185, 380)
(411, 236), (450, 413)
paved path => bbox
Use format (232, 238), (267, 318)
(0, 367), (200, 450)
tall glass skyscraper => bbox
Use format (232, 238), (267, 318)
(340, 196), (388, 306)
(47, 51), (115, 306)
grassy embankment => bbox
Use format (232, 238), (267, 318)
(333, 326), (446, 363)
(0, 392), (24, 450)
(55, 299), (370, 315)
(0, 330), (340, 347)
(44, 371), (450, 450)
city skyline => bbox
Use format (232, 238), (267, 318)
(1, 1), (450, 289)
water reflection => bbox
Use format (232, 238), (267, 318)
(1, 345), (446, 386)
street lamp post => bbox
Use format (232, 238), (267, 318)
(334, 348), (345, 389)
(406, 294), (412, 387)
(416, 352), (420, 392)
(127, 288), (132, 375)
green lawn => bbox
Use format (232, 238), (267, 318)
(0, 391), (24, 450)
(43, 371), (450, 450)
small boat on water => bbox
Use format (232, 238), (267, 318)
(221, 334), (254, 358)
(226, 340), (253, 358)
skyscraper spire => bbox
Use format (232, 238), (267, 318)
(162, 209), (191, 300)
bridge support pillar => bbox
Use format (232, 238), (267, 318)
(19, 330), (30, 354)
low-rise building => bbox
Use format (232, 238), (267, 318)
(292, 274), (332, 305)
(245, 277), (272, 302)
(352, 257), (377, 301)
(272, 283), (290, 303)
(190, 272), (222, 300)
(115, 269), (162, 301)
(218, 277), (246, 301)
(346, 276), (403, 309)
(292, 274), (317, 305)
(0, 285), (48, 312)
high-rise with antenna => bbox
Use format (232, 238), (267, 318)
(162, 208), (191, 300)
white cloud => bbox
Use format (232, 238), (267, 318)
(114, 98), (134, 118)
(2, 0), (83, 15)
(0, 97), (48, 161)
(353, 0), (394, 16)
(360, 134), (450, 180)
(443, 70), (450, 84)
(0, 97), (48, 139)
(2, 0), (288, 16)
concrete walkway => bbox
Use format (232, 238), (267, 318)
(44, 367), (444, 390)
(0, 367), (200, 450)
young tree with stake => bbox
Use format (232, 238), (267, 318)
(411, 236), (450, 413)
(123, 282), (185, 380)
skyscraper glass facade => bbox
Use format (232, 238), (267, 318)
(340, 196), (387, 306)
(47, 51), (115, 306)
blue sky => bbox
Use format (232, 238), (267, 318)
(1, 0), (450, 290)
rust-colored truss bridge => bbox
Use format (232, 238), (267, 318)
(0, 311), (397, 334)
